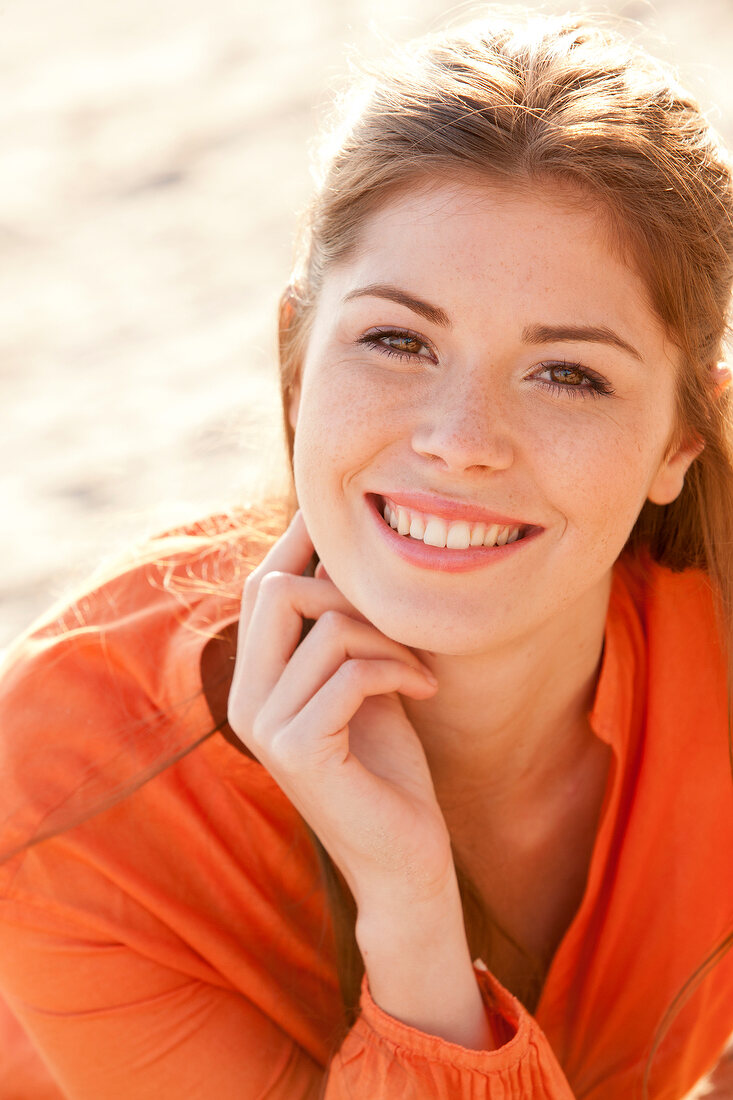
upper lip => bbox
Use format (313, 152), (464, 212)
(372, 491), (539, 529)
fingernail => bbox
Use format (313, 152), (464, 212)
(422, 668), (438, 686)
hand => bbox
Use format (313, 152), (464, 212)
(227, 510), (457, 917)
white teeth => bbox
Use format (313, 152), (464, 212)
(409, 515), (426, 539)
(423, 518), (448, 547)
(382, 499), (524, 550)
(446, 521), (471, 549)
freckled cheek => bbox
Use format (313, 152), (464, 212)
(297, 374), (404, 458)
(291, 382), (395, 502)
(528, 419), (653, 532)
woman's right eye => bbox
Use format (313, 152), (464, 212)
(357, 329), (436, 363)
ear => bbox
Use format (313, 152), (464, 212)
(648, 360), (730, 505)
(646, 435), (704, 506)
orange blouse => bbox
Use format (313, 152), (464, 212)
(0, 507), (731, 1099)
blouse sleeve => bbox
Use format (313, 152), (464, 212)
(0, 891), (327, 1100)
(0, 892), (575, 1100)
(323, 967), (576, 1099)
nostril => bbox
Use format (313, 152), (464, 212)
(411, 424), (515, 473)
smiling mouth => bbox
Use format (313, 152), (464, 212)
(375, 495), (531, 549)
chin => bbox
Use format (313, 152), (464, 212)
(350, 593), (499, 657)
(394, 623), (501, 658)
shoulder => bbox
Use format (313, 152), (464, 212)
(2, 499), (289, 671)
(8, 500), (290, 646)
(615, 551), (724, 668)
(613, 551), (729, 802)
(0, 500), (290, 869)
(620, 551), (726, 678)
(626, 551), (720, 626)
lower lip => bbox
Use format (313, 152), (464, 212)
(366, 495), (542, 573)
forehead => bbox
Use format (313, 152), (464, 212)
(349, 174), (613, 259)
(321, 176), (670, 353)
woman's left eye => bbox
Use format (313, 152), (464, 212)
(357, 329), (435, 363)
(534, 360), (615, 399)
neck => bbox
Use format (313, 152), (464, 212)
(401, 572), (612, 822)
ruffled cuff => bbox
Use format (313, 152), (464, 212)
(324, 960), (575, 1098)
(357, 959), (530, 1071)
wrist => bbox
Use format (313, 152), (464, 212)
(354, 884), (498, 1051)
(359, 937), (497, 1051)
(354, 865), (462, 945)
(354, 875), (466, 994)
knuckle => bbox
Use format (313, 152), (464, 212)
(228, 711), (270, 769)
(229, 692), (273, 745)
(250, 711), (272, 745)
(257, 570), (293, 600)
(267, 730), (299, 772)
(242, 571), (261, 596)
(315, 608), (347, 637)
(339, 657), (369, 688)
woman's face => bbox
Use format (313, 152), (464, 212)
(288, 178), (699, 656)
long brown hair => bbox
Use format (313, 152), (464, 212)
(276, 8), (733, 1090)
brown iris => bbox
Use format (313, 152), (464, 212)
(549, 363), (585, 386)
(384, 334), (425, 354)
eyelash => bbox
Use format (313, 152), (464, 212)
(356, 328), (616, 400)
(539, 360), (616, 400)
(357, 329), (436, 365)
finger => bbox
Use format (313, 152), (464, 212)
(240, 509), (315, 617)
(260, 609), (436, 730)
(255, 509), (313, 574)
(235, 511), (313, 651)
(230, 573), (372, 730)
(262, 658), (438, 773)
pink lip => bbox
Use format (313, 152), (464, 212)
(374, 490), (535, 529)
(366, 495), (542, 573)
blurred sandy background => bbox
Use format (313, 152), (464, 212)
(4, 0), (733, 648)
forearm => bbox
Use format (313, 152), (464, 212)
(355, 878), (498, 1051)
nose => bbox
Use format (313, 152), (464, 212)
(410, 369), (515, 473)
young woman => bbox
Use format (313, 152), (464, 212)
(1, 10), (732, 1099)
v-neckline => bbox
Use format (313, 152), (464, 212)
(533, 561), (643, 1030)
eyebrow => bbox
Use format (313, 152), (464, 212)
(342, 284), (452, 328)
(342, 284), (643, 361)
(522, 322), (643, 361)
